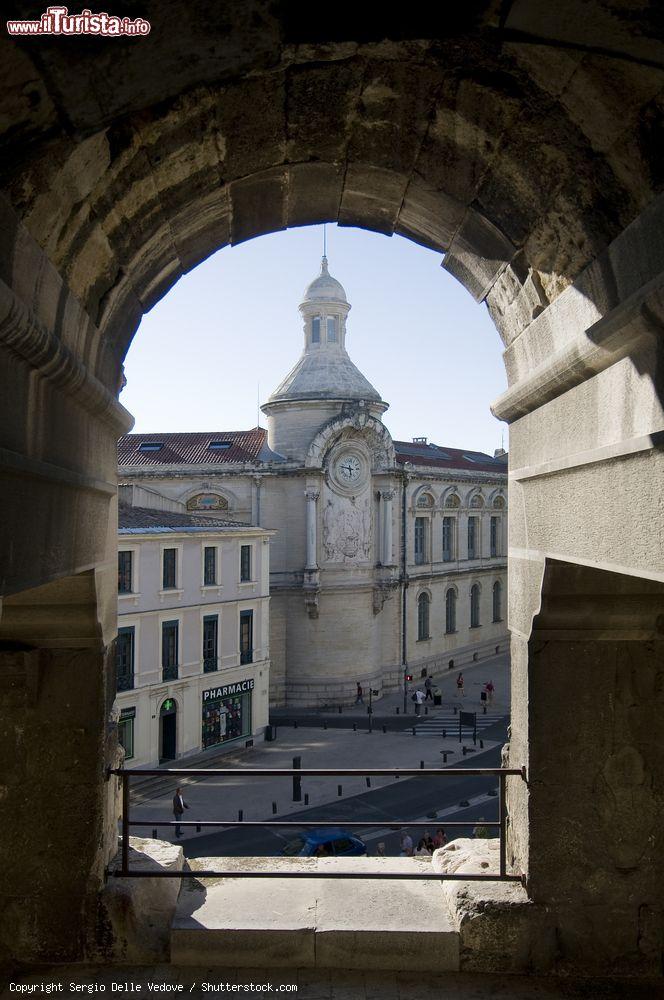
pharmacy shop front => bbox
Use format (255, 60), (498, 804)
(201, 678), (254, 750)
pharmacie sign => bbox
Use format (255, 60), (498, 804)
(202, 678), (255, 701)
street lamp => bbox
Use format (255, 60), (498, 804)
(367, 687), (380, 732)
(403, 672), (413, 715)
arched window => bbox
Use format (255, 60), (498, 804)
(311, 315), (321, 343)
(416, 492), (434, 509)
(445, 588), (457, 634)
(493, 495), (505, 510)
(470, 584), (481, 628)
(417, 592), (430, 641)
(444, 493), (460, 508)
(470, 493), (484, 508)
(493, 580), (502, 622)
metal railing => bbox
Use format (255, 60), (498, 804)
(108, 765), (527, 882)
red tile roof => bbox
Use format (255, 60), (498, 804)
(118, 429), (269, 467)
(394, 441), (507, 474)
(118, 503), (248, 531)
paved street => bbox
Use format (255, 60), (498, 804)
(128, 653), (511, 857)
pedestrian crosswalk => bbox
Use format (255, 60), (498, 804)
(404, 709), (507, 738)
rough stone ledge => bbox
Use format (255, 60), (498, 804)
(97, 837), (184, 964)
(433, 839), (556, 974)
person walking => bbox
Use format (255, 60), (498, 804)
(484, 679), (495, 705)
(456, 671), (465, 697)
(355, 681), (364, 704)
(413, 688), (425, 716)
(399, 831), (413, 857)
(172, 786), (189, 838)
(424, 676), (434, 701)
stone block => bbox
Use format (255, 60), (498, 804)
(99, 837), (184, 963)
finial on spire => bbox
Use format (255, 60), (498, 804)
(321, 224), (328, 273)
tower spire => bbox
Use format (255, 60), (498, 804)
(322, 224), (328, 272)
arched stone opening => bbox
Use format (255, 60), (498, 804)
(0, 0), (663, 975)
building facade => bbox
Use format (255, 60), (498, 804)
(118, 259), (508, 708)
(115, 491), (273, 765)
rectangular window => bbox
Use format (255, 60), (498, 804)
(118, 707), (135, 760)
(162, 548), (177, 589)
(203, 546), (217, 585)
(116, 626), (135, 692)
(118, 551), (133, 593)
(326, 315), (337, 343)
(202, 691), (251, 749)
(240, 544), (252, 582)
(162, 620), (179, 680)
(468, 517), (478, 560)
(442, 517), (454, 562)
(240, 609), (253, 665)
(414, 517), (427, 565)
(490, 516), (500, 557)
(312, 316), (321, 343)
(203, 614), (219, 673)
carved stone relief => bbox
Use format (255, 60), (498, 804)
(322, 490), (371, 563)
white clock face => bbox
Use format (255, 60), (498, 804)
(337, 455), (361, 483)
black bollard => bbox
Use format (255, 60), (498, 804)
(382, 725), (387, 734)
(441, 753), (448, 763)
(338, 784), (343, 796)
(338, 705), (343, 714)
(479, 739), (484, 749)
(323, 720), (327, 730)
(462, 746), (467, 755)
(420, 760), (424, 769)
(454, 706), (458, 715)
(292, 755), (302, 802)
(366, 777), (371, 787)
(238, 810), (243, 822)
(152, 828), (158, 839)
(272, 801), (277, 814)
(196, 824), (201, 833)
(353, 723), (357, 732)
(294, 720), (298, 729)
(443, 729), (447, 738)
(412, 727), (416, 736)
(304, 793), (309, 805)
(396, 707), (400, 715)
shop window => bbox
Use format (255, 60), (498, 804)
(240, 609), (253, 665)
(116, 626), (135, 691)
(162, 620), (179, 680)
(118, 551), (133, 593)
(204, 546), (217, 585)
(118, 707), (135, 760)
(163, 548), (177, 589)
(240, 544), (252, 582)
(201, 689), (251, 749)
(203, 614), (219, 673)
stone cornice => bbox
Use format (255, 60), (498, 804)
(0, 277), (133, 434)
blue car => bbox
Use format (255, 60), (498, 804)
(281, 827), (367, 857)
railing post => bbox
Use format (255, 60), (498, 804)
(499, 771), (506, 877)
(121, 773), (130, 875)
(292, 755), (302, 802)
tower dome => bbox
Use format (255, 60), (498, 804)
(302, 256), (348, 304)
(261, 256), (388, 459)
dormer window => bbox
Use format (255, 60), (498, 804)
(138, 442), (163, 452)
(326, 316), (337, 343)
(209, 441), (232, 451)
(311, 316), (321, 343)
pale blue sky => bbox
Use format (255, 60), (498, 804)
(122, 225), (508, 454)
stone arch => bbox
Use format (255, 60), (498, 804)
(1, 3), (664, 974)
(441, 488), (461, 509)
(467, 488), (485, 508)
(412, 485), (437, 510)
(305, 409), (396, 470)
